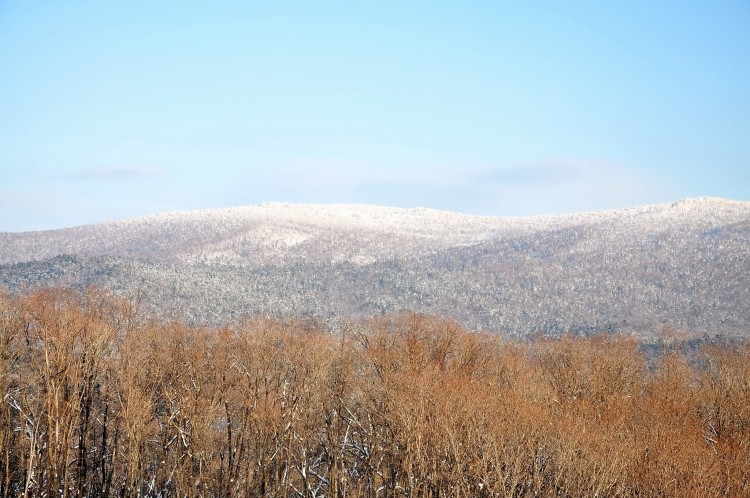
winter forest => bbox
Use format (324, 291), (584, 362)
(0, 287), (748, 497)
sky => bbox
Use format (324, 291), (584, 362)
(1, 1), (749, 232)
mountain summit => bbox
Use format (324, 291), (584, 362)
(1, 198), (748, 338)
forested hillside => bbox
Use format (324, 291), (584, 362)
(1, 288), (748, 497)
(1, 198), (749, 338)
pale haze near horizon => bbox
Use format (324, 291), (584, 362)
(1, 1), (748, 232)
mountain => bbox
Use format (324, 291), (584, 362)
(1, 197), (749, 338)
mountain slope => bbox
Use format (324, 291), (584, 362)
(1, 198), (748, 338)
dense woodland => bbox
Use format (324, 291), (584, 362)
(0, 288), (748, 497)
(3, 199), (749, 338)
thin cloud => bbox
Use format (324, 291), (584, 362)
(481, 163), (582, 186)
(473, 159), (677, 216)
(71, 165), (162, 181)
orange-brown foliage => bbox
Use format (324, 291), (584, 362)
(0, 289), (748, 496)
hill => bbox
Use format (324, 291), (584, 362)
(1, 197), (749, 338)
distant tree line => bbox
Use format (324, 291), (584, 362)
(0, 287), (748, 497)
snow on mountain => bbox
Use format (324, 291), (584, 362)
(1, 197), (748, 338)
(1, 197), (747, 266)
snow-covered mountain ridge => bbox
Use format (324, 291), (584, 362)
(1, 197), (748, 338)
(1, 197), (747, 266)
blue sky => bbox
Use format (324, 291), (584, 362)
(1, 1), (748, 231)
